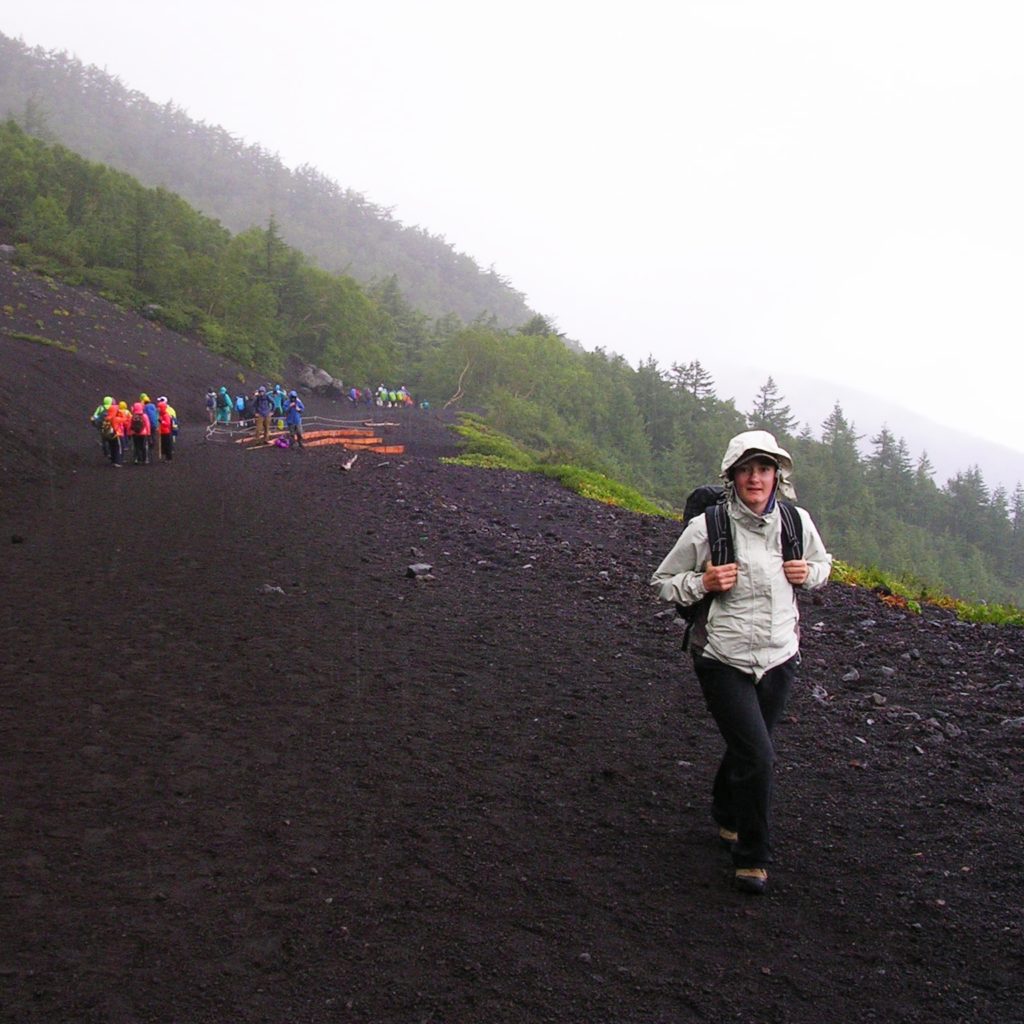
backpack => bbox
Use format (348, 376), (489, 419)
(216, 392), (229, 409)
(676, 485), (803, 652)
(100, 417), (118, 441)
(130, 412), (146, 435)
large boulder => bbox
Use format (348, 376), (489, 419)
(295, 362), (345, 397)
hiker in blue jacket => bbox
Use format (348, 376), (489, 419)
(285, 390), (305, 448)
(141, 393), (160, 459)
(252, 386), (274, 444)
(271, 385), (286, 421)
(215, 386), (232, 424)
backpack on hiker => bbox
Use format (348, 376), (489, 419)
(676, 484), (803, 652)
(130, 412), (146, 435)
(216, 391), (229, 409)
(100, 417), (118, 442)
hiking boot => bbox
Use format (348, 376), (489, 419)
(718, 826), (738, 850)
(734, 867), (768, 895)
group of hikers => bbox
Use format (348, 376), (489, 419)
(206, 383), (305, 447)
(347, 385), (415, 408)
(90, 393), (178, 466)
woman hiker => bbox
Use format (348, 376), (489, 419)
(651, 430), (831, 894)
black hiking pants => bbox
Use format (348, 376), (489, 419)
(132, 435), (148, 464)
(693, 653), (797, 869)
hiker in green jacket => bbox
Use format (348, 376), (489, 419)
(651, 430), (831, 895)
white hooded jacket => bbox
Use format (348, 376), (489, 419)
(651, 431), (832, 679)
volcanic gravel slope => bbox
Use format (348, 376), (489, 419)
(1, 258), (1022, 1023)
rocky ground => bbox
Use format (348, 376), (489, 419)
(1, 259), (1022, 1023)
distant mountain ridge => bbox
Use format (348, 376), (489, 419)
(0, 31), (535, 327)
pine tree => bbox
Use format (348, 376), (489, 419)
(866, 425), (914, 515)
(747, 377), (797, 437)
(667, 359), (716, 403)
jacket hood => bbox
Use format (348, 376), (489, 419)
(720, 430), (796, 501)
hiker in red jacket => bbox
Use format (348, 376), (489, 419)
(100, 402), (122, 466)
(129, 402), (151, 465)
(156, 397), (175, 462)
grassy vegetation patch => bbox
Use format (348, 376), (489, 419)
(831, 559), (1024, 626)
(2, 329), (77, 353)
(539, 464), (673, 516)
(443, 414), (675, 516)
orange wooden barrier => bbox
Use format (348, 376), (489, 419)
(234, 424), (403, 456)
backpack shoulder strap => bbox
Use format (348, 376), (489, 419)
(705, 502), (734, 566)
(777, 501), (804, 561)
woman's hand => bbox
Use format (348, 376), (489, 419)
(703, 561), (739, 593)
(783, 559), (809, 585)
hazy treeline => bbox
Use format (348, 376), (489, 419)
(2, 124), (1022, 606)
(0, 119), (423, 380)
(0, 31), (535, 328)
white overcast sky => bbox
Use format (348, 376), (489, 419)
(4, 0), (1024, 464)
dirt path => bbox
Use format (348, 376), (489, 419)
(1, 259), (1022, 1022)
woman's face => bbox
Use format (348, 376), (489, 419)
(732, 458), (778, 514)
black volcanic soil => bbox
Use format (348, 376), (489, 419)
(1, 259), (1022, 1023)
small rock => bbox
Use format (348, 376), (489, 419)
(871, 693), (888, 706)
(880, 666), (897, 678)
(259, 583), (286, 595)
(407, 563), (433, 577)
(842, 669), (861, 683)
